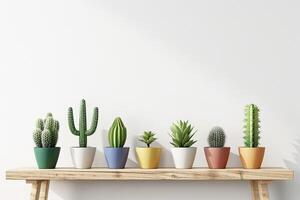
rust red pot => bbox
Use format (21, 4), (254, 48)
(204, 147), (230, 169)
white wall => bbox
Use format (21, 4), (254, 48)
(1, 0), (299, 199)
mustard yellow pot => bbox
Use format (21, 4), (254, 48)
(239, 147), (265, 169)
(136, 147), (161, 169)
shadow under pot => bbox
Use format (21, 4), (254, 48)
(136, 147), (161, 169)
(171, 147), (197, 169)
(34, 147), (61, 169)
(239, 147), (265, 169)
(204, 147), (230, 169)
(104, 147), (130, 169)
(70, 147), (96, 169)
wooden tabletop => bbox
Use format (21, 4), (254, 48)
(6, 168), (293, 181)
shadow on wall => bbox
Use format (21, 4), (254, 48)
(50, 180), (249, 200)
(271, 139), (299, 200)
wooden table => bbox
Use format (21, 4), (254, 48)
(6, 168), (293, 200)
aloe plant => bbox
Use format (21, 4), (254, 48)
(208, 126), (225, 147)
(33, 113), (59, 148)
(243, 104), (260, 147)
(139, 131), (157, 147)
(170, 120), (197, 147)
(108, 117), (127, 148)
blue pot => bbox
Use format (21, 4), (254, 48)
(104, 147), (130, 169)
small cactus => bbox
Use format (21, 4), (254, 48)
(68, 99), (99, 148)
(108, 117), (127, 148)
(33, 113), (60, 148)
(243, 104), (260, 147)
(208, 126), (226, 147)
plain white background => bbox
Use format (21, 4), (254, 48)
(0, 0), (299, 199)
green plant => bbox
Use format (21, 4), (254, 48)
(208, 126), (225, 147)
(33, 113), (59, 148)
(68, 99), (99, 148)
(139, 131), (157, 147)
(108, 117), (127, 148)
(170, 120), (197, 147)
(243, 104), (260, 148)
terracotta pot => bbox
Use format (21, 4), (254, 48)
(204, 147), (230, 169)
(239, 147), (265, 169)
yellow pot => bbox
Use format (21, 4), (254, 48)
(239, 147), (265, 169)
(136, 147), (161, 169)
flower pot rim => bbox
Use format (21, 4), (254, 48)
(105, 147), (130, 149)
(239, 147), (265, 149)
(34, 147), (61, 149)
(204, 147), (230, 149)
(171, 147), (197, 149)
(136, 147), (161, 149)
(70, 146), (96, 149)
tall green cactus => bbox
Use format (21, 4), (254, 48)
(108, 117), (127, 148)
(243, 104), (260, 148)
(33, 113), (59, 148)
(68, 99), (99, 148)
(208, 126), (226, 147)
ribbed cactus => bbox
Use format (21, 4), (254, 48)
(108, 117), (127, 148)
(33, 113), (59, 148)
(244, 104), (260, 148)
(68, 99), (99, 148)
(208, 126), (226, 147)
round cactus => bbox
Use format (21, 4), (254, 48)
(41, 129), (52, 148)
(208, 126), (226, 147)
(33, 113), (60, 148)
(108, 117), (127, 148)
(33, 129), (42, 147)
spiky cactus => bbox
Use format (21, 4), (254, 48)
(33, 113), (59, 148)
(139, 131), (157, 147)
(68, 99), (99, 148)
(208, 126), (226, 147)
(108, 117), (127, 148)
(243, 104), (260, 148)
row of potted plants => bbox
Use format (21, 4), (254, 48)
(33, 100), (265, 170)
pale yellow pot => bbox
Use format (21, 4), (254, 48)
(136, 147), (161, 169)
(239, 147), (265, 169)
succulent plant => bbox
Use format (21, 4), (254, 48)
(68, 99), (99, 148)
(108, 117), (127, 148)
(208, 126), (226, 147)
(139, 131), (157, 147)
(170, 120), (197, 147)
(33, 113), (59, 148)
(243, 104), (260, 148)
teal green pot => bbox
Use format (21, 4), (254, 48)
(34, 147), (60, 169)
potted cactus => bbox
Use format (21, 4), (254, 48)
(136, 131), (161, 169)
(33, 113), (60, 169)
(204, 126), (230, 169)
(170, 120), (197, 169)
(68, 99), (99, 169)
(104, 117), (129, 169)
(239, 104), (265, 169)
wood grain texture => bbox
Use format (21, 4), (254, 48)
(6, 168), (293, 181)
(26, 181), (41, 200)
(251, 181), (270, 200)
(39, 181), (49, 200)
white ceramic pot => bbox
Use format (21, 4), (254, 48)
(171, 147), (197, 169)
(70, 147), (96, 169)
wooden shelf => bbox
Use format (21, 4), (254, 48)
(6, 167), (293, 181)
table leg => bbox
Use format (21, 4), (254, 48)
(26, 180), (49, 200)
(39, 181), (50, 200)
(26, 181), (41, 200)
(251, 181), (270, 200)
